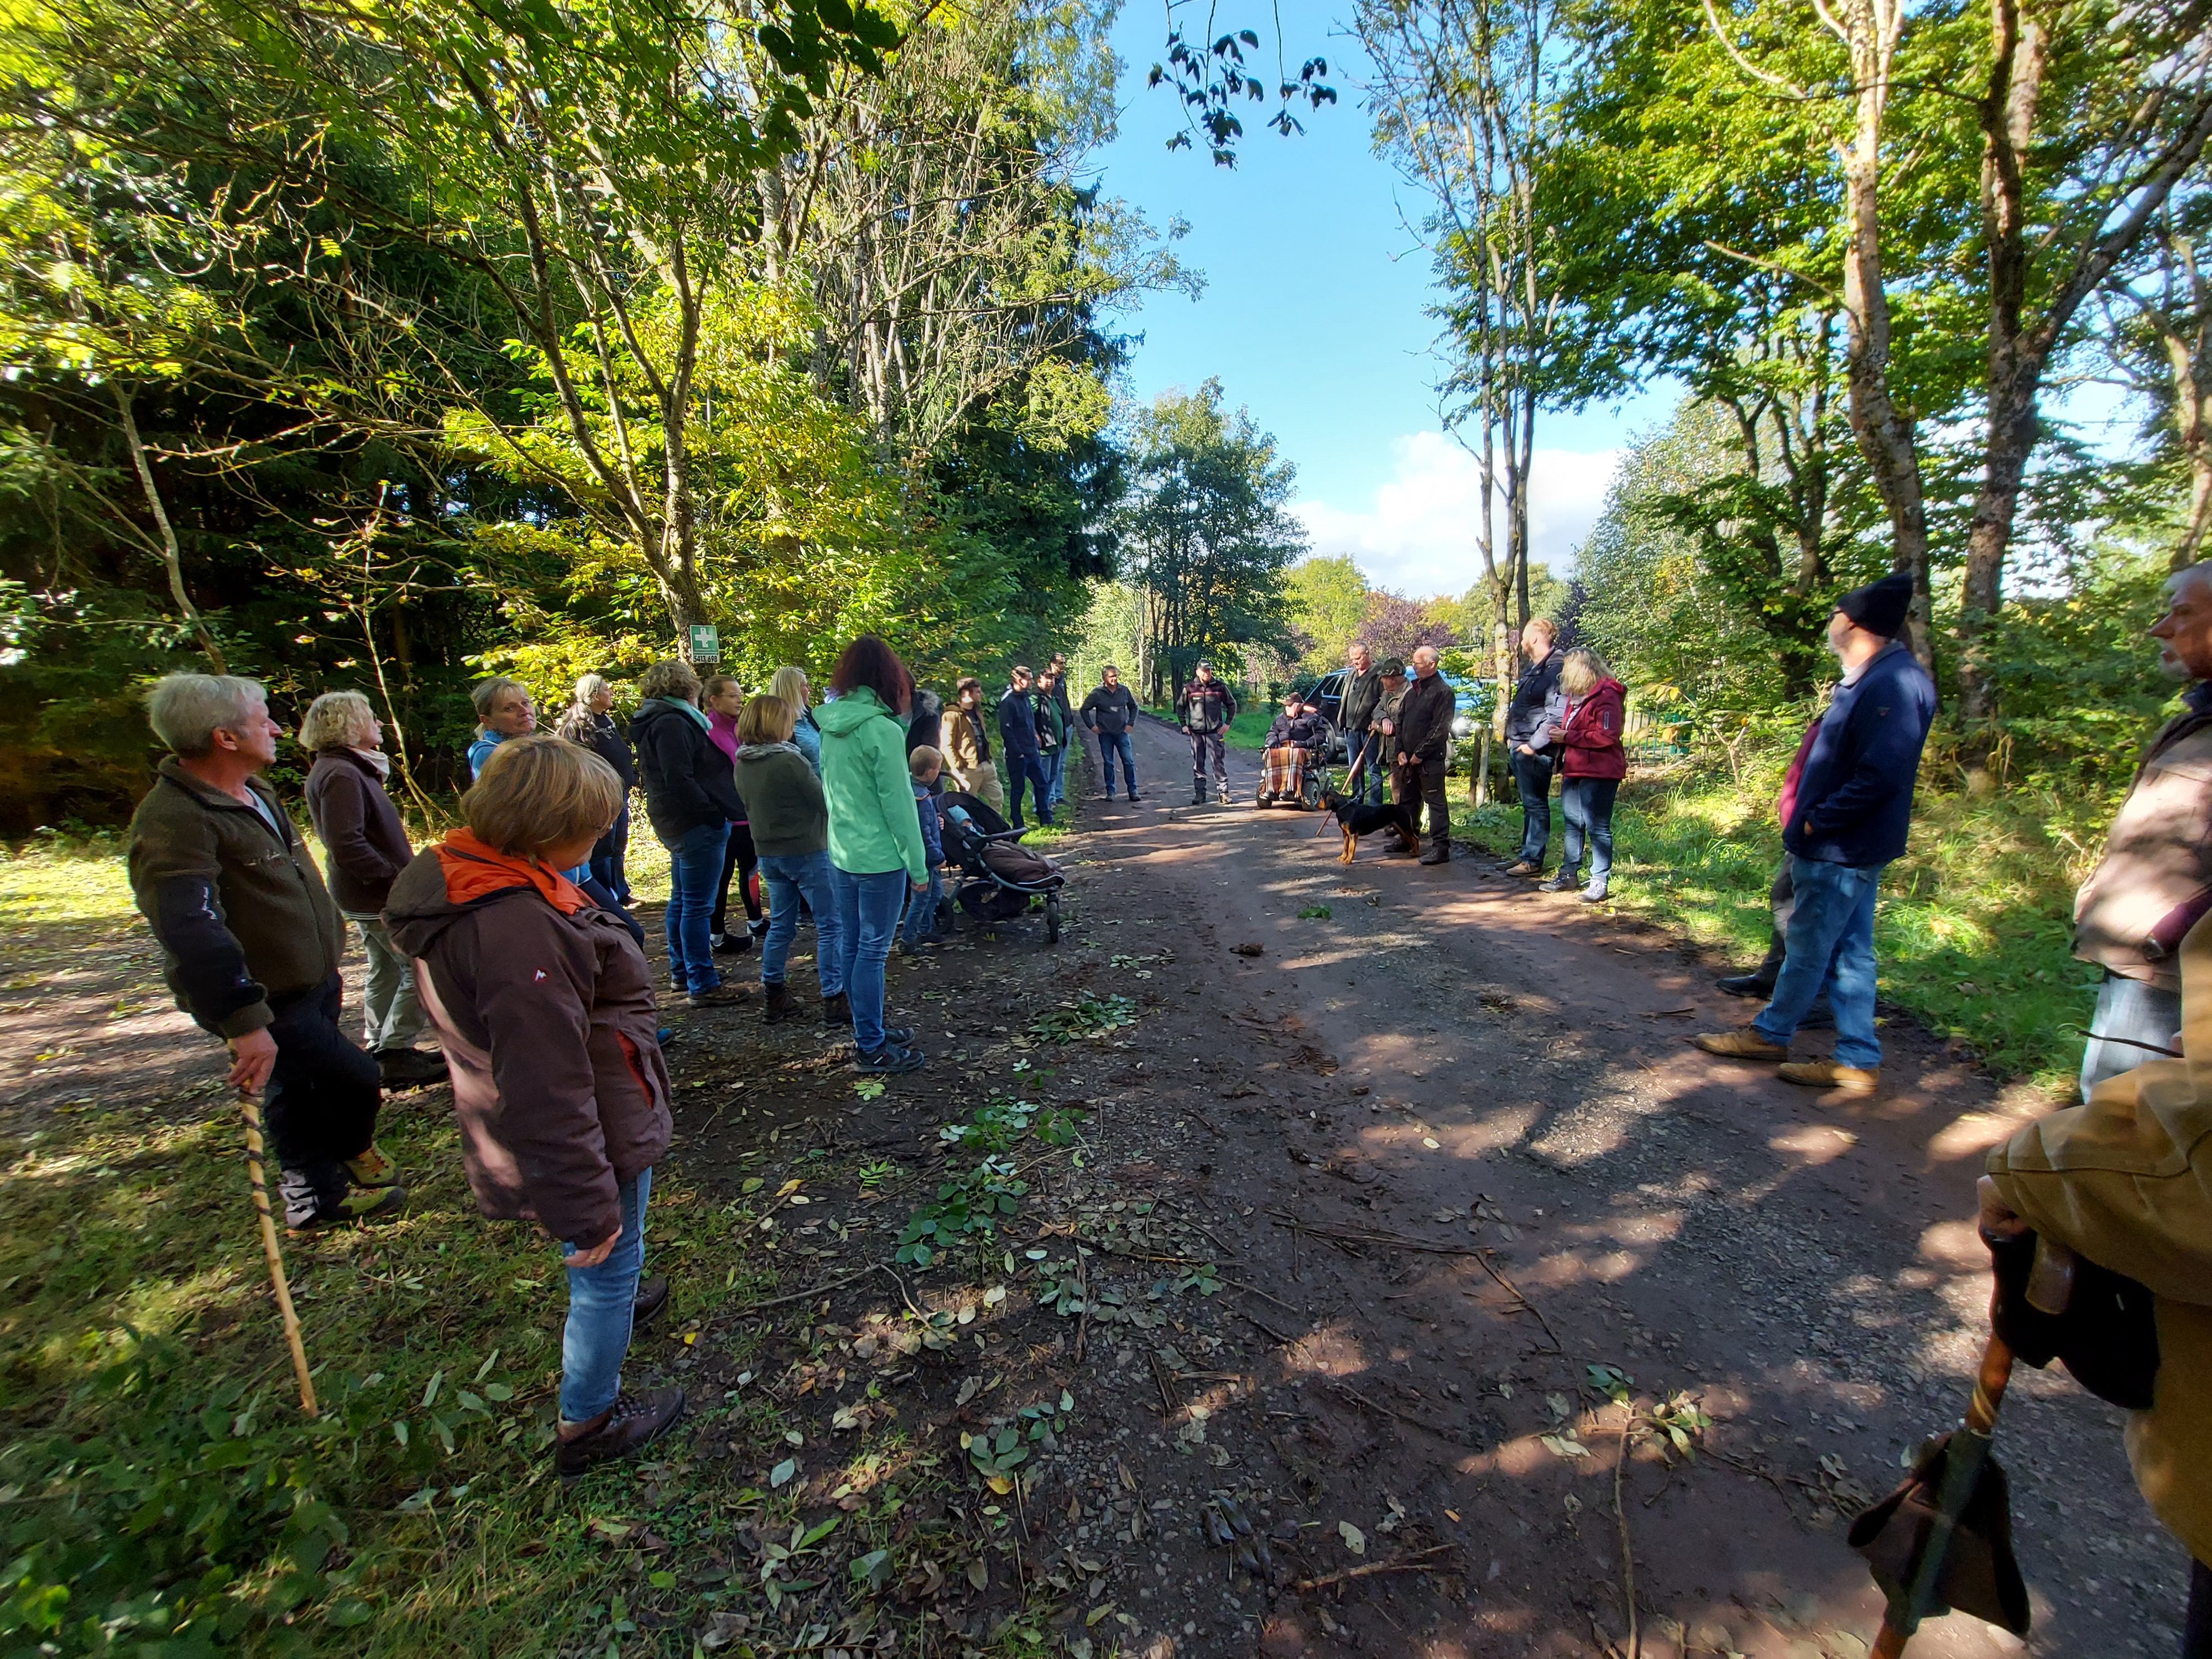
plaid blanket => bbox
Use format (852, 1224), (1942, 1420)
(1260, 745), (1310, 802)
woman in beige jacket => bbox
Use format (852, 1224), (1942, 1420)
(942, 675), (1004, 812)
(1983, 911), (2212, 1641)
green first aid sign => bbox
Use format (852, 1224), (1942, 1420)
(687, 624), (721, 663)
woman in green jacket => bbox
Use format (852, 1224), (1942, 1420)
(815, 637), (929, 1075)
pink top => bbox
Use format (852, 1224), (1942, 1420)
(708, 708), (741, 763)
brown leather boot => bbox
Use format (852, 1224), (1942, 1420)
(632, 1275), (670, 1329)
(820, 990), (851, 1027)
(762, 982), (806, 1024)
(555, 1386), (686, 1482)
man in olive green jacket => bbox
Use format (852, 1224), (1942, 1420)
(128, 674), (399, 1229)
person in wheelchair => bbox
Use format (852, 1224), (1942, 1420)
(1258, 696), (1326, 807)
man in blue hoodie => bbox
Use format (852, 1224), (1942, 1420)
(1696, 572), (1935, 1095)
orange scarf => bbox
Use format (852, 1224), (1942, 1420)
(434, 827), (591, 915)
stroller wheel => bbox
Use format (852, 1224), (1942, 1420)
(1044, 893), (1061, 945)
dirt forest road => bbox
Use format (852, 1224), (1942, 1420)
(1, 714), (2190, 1659)
(1020, 712), (2184, 1658)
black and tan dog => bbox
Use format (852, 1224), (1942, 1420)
(1315, 786), (1416, 863)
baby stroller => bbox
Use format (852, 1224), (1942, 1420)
(936, 790), (1066, 944)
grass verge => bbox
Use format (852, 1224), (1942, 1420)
(1449, 763), (2112, 1095)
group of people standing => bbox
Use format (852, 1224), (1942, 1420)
(940, 652), (1088, 826)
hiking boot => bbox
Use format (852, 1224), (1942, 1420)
(345, 1142), (400, 1188)
(290, 1184), (408, 1234)
(1504, 859), (1542, 878)
(820, 990), (851, 1027)
(761, 982), (805, 1024)
(1538, 869), (1581, 892)
(1695, 1026), (1788, 1062)
(632, 1275), (670, 1329)
(853, 1042), (926, 1076)
(556, 1386), (686, 1482)
(1126, 791), (1141, 802)
(1778, 1059), (1880, 1095)
(1420, 845), (1450, 865)
(687, 982), (754, 1008)
(1717, 972), (1775, 999)
(1191, 784), (1207, 805)
(378, 1048), (446, 1089)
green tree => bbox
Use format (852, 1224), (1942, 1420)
(1285, 555), (1371, 673)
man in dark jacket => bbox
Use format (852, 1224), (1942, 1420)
(998, 665), (1054, 830)
(1339, 641), (1386, 806)
(128, 674), (400, 1230)
(1176, 661), (1239, 804)
(1080, 664), (1142, 802)
(1394, 645), (1458, 864)
(1697, 572), (1936, 1094)
(1502, 619), (1565, 875)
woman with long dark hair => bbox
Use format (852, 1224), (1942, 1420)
(815, 637), (928, 1075)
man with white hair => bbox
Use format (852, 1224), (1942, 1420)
(2071, 561), (2212, 1096)
(128, 672), (402, 1230)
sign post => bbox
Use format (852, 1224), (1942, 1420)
(687, 624), (721, 664)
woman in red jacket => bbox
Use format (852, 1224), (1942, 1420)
(1539, 648), (1627, 902)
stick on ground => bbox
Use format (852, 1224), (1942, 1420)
(238, 1091), (316, 1417)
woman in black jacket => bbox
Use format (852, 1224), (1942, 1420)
(629, 660), (750, 1009)
(298, 691), (444, 1087)
(560, 674), (638, 904)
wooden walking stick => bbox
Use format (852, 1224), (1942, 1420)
(238, 1087), (318, 1417)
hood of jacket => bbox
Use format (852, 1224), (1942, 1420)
(816, 686), (901, 736)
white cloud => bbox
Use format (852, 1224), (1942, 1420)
(1294, 431), (1623, 599)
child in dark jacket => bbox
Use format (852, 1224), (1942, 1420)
(901, 745), (947, 953)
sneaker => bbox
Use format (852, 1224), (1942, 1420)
(1579, 883), (1608, 903)
(1778, 1060), (1880, 1095)
(853, 1042), (926, 1076)
(345, 1143), (400, 1188)
(1716, 973), (1775, 999)
(290, 1185), (408, 1233)
(1694, 1025), (1788, 1062)
(1503, 859), (1542, 878)
(556, 1386), (686, 1482)
(632, 1275), (670, 1329)
(1538, 870), (1580, 891)
(820, 990), (851, 1027)
(880, 1025), (915, 1047)
(686, 982), (754, 1009)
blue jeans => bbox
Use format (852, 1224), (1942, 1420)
(759, 849), (843, 993)
(832, 867), (910, 1052)
(1510, 748), (1556, 862)
(589, 801), (632, 903)
(902, 865), (943, 947)
(1347, 732), (1386, 806)
(1099, 729), (1136, 795)
(1559, 776), (1617, 884)
(559, 1168), (649, 1422)
(661, 820), (729, 995)
(1006, 753), (1052, 827)
(1756, 855), (1886, 1069)
(2080, 971), (2183, 1100)
(1041, 746), (1066, 811)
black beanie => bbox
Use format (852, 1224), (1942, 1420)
(1835, 571), (1914, 639)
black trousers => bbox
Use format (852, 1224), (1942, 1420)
(1510, 747), (1557, 862)
(2188, 1557), (2211, 1658)
(263, 973), (383, 1224)
(710, 820), (761, 936)
(1394, 757), (1449, 852)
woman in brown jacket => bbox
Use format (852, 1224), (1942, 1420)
(385, 735), (684, 1479)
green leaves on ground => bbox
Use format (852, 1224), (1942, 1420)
(894, 1157), (1027, 1268)
(1029, 994), (1138, 1043)
(1296, 904), (1332, 919)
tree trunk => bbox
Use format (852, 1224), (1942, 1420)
(113, 385), (227, 674)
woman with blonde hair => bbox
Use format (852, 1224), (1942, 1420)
(299, 690), (441, 1087)
(386, 735), (683, 1478)
(559, 673), (638, 903)
(1540, 646), (1627, 902)
(467, 675), (536, 779)
(766, 665), (822, 773)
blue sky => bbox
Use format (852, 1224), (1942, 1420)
(1084, 0), (1680, 599)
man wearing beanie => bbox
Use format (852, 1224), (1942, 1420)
(1697, 571), (1935, 1094)
(2069, 560), (2212, 1097)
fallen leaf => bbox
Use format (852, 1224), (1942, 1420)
(1337, 1521), (1366, 1556)
(967, 1558), (989, 1590)
(956, 1376), (980, 1406)
(769, 1459), (796, 1488)
(983, 1285), (1007, 1306)
(1421, 1136), (1441, 1150)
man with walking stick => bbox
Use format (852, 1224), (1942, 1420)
(128, 673), (405, 1232)
(1339, 640), (1386, 807)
